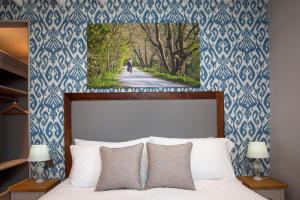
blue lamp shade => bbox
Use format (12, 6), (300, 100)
(28, 145), (50, 162)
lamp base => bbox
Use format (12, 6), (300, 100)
(35, 178), (44, 183)
(34, 162), (45, 183)
(252, 159), (263, 181)
(253, 176), (263, 181)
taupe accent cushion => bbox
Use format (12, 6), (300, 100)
(145, 142), (195, 190)
(95, 143), (144, 191)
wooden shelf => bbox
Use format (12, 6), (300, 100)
(0, 50), (28, 79)
(9, 179), (60, 193)
(0, 191), (9, 199)
(0, 159), (27, 171)
(0, 85), (28, 98)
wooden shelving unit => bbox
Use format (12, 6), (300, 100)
(0, 159), (27, 171)
(0, 20), (29, 195)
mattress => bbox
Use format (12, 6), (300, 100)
(40, 179), (266, 200)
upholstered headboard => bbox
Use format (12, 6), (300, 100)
(63, 92), (224, 178)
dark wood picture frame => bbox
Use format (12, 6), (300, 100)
(63, 92), (225, 178)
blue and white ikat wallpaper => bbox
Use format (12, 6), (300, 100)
(0, 0), (270, 179)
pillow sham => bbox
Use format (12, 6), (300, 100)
(95, 143), (144, 191)
(149, 136), (235, 180)
(146, 142), (195, 190)
(71, 138), (149, 187)
(70, 145), (101, 187)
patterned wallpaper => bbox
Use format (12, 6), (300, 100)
(0, 0), (270, 179)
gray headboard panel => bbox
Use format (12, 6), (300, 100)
(72, 100), (216, 142)
(64, 92), (225, 177)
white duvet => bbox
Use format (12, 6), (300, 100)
(40, 179), (266, 200)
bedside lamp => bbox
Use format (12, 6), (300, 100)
(247, 141), (269, 181)
(28, 145), (50, 183)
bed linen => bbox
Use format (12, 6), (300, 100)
(40, 179), (266, 200)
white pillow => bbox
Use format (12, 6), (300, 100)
(149, 136), (236, 180)
(71, 138), (150, 187)
(70, 145), (101, 187)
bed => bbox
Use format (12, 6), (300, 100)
(40, 179), (265, 200)
(40, 92), (267, 200)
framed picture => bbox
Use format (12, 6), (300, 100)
(87, 23), (200, 88)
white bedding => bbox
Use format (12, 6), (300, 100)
(40, 179), (266, 200)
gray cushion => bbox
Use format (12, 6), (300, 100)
(95, 143), (144, 191)
(146, 142), (195, 190)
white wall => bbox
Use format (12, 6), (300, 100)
(270, 0), (300, 199)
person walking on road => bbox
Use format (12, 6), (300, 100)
(127, 58), (133, 73)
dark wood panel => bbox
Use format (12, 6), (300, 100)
(0, 21), (28, 28)
(64, 92), (225, 178)
(216, 92), (225, 138)
(64, 94), (72, 178)
(66, 91), (218, 101)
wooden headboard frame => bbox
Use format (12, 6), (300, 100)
(63, 92), (224, 178)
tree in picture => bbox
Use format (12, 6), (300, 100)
(87, 23), (200, 88)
